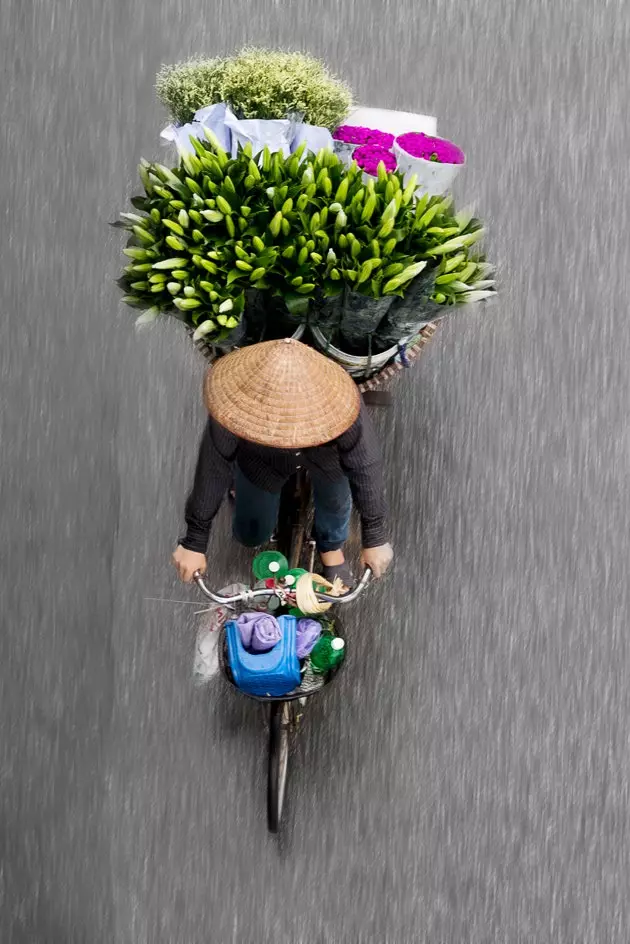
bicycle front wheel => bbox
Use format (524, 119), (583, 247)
(267, 701), (291, 832)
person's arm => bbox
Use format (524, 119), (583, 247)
(179, 417), (238, 553)
(336, 402), (388, 549)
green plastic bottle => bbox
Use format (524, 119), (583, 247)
(309, 635), (345, 674)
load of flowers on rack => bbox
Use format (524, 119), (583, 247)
(114, 48), (495, 381)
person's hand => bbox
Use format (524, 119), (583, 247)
(360, 543), (394, 579)
(172, 545), (207, 583)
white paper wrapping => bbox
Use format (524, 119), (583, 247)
(193, 102), (232, 152)
(160, 103), (232, 156)
(224, 109), (296, 158)
(160, 121), (202, 155)
(161, 103), (335, 160)
(291, 122), (334, 155)
(345, 106), (437, 138)
(393, 140), (464, 196)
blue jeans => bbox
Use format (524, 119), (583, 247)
(233, 465), (352, 553)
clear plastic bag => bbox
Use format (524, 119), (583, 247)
(193, 584), (248, 685)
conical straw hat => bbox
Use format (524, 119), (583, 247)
(204, 338), (361, 448)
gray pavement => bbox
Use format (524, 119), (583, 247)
(2, 1), (630, 941)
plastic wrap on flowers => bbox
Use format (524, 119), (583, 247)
(292, 123), (334, 156)
(338, 291), (394, 353)
(160, 121), (203, 155)
(194, 103), (232, 152)
(212, 317), (248, 352)
(224, 109), (298, 158)
(373, 269), (442, 349)
(240, 291), (307, 344)
(312, 288), (345, 333)
(160, 103), (232, 155)
(333, 141), (356, 166)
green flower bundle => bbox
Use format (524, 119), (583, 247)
(156, 48), (352, 130)
(374, 199), (494, 348)
(114, 131), (495, 354)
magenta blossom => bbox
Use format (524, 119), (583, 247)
(333, 125), (395, 149)
(396, 132), (465, 165)
(353, 144), (397, 177)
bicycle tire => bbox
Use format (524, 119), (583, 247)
(267, 700), (290, 832)
(266, 471), (312, 831)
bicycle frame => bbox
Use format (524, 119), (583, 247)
(194, 469), (372, 833)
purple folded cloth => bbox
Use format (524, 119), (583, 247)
(296, 619), (322, 659)
(236, 612), (282, 652)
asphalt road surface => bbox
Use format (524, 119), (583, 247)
(2, 2), (630, 941)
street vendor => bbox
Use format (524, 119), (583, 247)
(172, 338), (394, 586)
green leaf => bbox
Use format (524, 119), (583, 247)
(284, 293), (310, 316)
(226, 268), (244, 286)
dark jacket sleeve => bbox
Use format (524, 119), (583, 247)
(179, 417), (238, 553)
(336, 403), (388, 548)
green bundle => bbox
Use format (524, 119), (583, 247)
(156, 48), (353, 129)
(114, 132), (495, 351)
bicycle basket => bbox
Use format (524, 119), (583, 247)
(218, 615), (346, 703)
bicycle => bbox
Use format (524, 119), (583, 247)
(194, 468), (371, 832)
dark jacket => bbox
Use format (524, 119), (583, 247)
(180, 402), (388, 553)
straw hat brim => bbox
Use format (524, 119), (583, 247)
(204, 339), (361, 449)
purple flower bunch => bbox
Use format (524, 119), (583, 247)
(353, 144), (397, 177)
(396, 132), (465, 165)
(333, 125), (395, 148)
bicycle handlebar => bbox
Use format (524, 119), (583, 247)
(193, 568), (372, 606)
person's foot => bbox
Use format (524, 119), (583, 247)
(319, 550), (354, 589)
